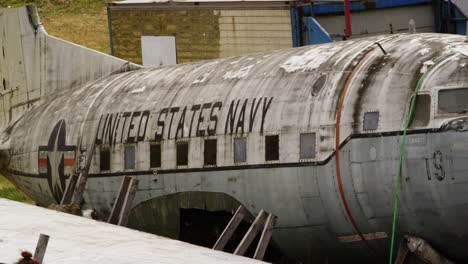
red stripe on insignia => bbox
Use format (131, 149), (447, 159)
(64, 158), (75, 166)
(39, 158), (47, 166)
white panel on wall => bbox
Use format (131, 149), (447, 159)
(141, 36), (177, 67)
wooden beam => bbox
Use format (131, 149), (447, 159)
(253, 213), (277, 260)
(394, 238), (410, 264)
(60, 174), (78, 205)
(117, 178), (139, 227)
(34, 233), (49, 264)
(213, 205), (246, 251)
(233, 210), (268, 256)
(71, 140), (97, 205)
(107, 176), (132, 224)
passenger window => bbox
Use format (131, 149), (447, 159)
(234, 137), (247, 164)
(438, 88), (468, 114)
(124, 145), (135, 170)
(150, 144), (161, 168)
(363, 112), (379, 131)
(265, 135), (279, 161)
(204, 139), (217, 166)
(410, 94), (431, 127)
(176, 141), (189, 166)
(100, 148), (110, 171)
(300, 133), (316, 159)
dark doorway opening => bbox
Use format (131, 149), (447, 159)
(179, 208), (286, 263)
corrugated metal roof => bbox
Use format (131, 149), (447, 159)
(112, 0), (296, 4)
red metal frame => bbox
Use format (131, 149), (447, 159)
(344, 0), (352, 36)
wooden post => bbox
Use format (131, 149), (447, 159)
(34, 234), (49, 264)
(107, 176), (132, 224)
(117, 178), (139, 227)
(394, 238), (410, 264)
(213, 205), (246, 251)
(60, 174), (78, 205)
(233, 210), (268, 256)
(71, 140), (97, 205)
(253, 213), (277, 260)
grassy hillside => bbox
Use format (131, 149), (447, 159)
(1, 0), (114, 54)
(0, 0), (115, 202)
(0, 175), (34, 204)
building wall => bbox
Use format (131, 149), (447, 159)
(316, 5), (434, 39)
(110, 8), (293, 64)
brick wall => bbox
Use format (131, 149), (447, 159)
(110, 8), (292, 64)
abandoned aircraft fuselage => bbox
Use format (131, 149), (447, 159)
(2, 6), (468, 264)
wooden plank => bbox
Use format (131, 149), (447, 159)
(34, 233), (49, 264)
(233, 210), (268, 256)
(253, 213), (277, 260)
(117, 178), (139, 227)
(71, 139), (97, 205)
(60, 174), (78, 205)
(213, 205), (246, 251)
(394, 238), (410, 264)
(107, 176), (132, 224)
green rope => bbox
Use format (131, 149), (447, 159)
(388, 53), (455, 264)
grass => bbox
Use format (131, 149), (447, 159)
(0, 175), (34, 204)
(0, 0), (116, 54)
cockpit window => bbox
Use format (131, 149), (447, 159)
(410, 94), (431, 127)
(438, 88), (468, 114)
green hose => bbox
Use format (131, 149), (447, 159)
(388, 53), (455, 264)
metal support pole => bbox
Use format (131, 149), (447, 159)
(344, 0), (352, 37)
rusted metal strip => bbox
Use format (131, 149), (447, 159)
(334, 46), (379, 252)
(337, 232), (388, 243)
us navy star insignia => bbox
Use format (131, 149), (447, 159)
(38, 120), (76, 203)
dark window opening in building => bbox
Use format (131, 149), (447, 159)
(410, 94), (431, 127)
(234, 137), (247, 164)
(265, 135), (279, 161)
(100, 148), (110, 171)
(204, 139), (217, 166)
(363, 111), (379, 131)
(300, 133), (316, 159)
(125, 145), (136, 170)
(177, 142), (189, 166)
(150, 144), (162, 168)
(438, 88), (468, 114)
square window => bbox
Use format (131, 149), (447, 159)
(150, 144), (161, 168)
(125, 146), (135, 170)
(300, 133), (316, 159)
(363, 112), (379, 131)
(177, 142), (189, 166)
(100, 148), (110, 171)
(234, 138), (247, 164)
(204, 139), (217, 166)
(265, 135), (279, 161)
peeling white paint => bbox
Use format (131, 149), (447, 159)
(223, 65), (254, 79)
(421, 60), (435, 73)
(280, 45), (342, 73)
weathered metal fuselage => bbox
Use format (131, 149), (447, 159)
(2, 16), (468, 263)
